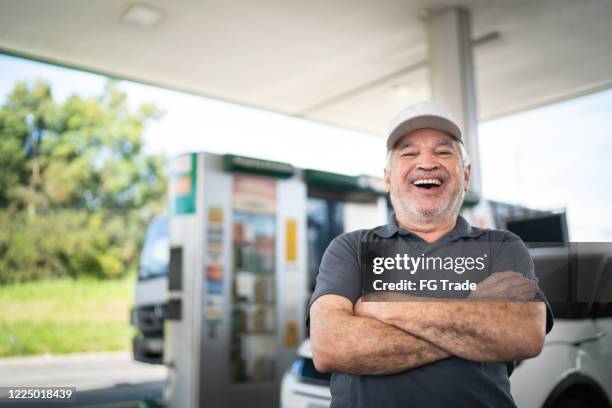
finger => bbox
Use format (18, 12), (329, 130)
(505, 279), (536, 293)
(493, 271), (524, 277)
(484, 276), (533, 290)
(477, 279), (532, 297)
(473, 275), (534, 297)
(498, 282), (537, 300)
(507, 292), (537, 301)
(506, 285), (537, 299)
(495, 281), (535, 297)
(503, 277), (535, 288)
(488, 271), (524, 281)
(477, 275), (528, 292)
(479, 272), (524, 286)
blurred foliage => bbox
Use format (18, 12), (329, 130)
(0, 80), (167, 282)
(0, 80), (166, 213)
(0, 210), (144, 283)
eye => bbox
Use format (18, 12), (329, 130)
(437, 150), (453, 156)
(401, 152), (417, 157)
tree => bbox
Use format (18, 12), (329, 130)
(0, 80), (167, 216)
(0, 80), (168, 282)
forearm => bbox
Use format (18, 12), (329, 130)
(379, 300), (546, 362)
(310, 296), (450, 375)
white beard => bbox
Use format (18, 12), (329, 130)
(390, 182), (465, 223)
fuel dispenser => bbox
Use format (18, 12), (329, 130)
(163, 152), (387, 408)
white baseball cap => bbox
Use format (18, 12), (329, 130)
(386, 101), (462, 150)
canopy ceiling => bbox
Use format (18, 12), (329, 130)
(1, 0), (611, 135)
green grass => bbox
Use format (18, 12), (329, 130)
(0, 276), (135, 357)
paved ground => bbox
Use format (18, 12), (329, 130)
(0, 351), (166, 406)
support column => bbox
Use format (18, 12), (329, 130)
(426, 6), (481, 202)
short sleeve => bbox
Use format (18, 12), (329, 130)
(491, 232), (554, 334)
(305, 232), (362, 330)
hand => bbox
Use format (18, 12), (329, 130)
(468, 271), (537, 301)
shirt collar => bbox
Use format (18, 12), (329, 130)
(374, 212), (486, 241)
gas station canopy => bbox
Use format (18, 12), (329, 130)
(1, 0), (611, 135)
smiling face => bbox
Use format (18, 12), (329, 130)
(384, 128), (471, 224)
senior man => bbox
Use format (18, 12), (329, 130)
(308, 101), (553, 408)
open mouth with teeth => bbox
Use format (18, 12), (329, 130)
(412, 178), (444, 190)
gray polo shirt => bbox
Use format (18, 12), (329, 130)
(308, 215), (554, 408)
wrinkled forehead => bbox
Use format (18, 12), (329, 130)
(392, 129), (458, 151)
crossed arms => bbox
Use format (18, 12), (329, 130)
(309, 272), (547, 375)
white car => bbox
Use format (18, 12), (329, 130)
(282, 248), (612, 408)
(281, 340), (331, 408)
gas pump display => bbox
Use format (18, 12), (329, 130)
(230, 175), (277, 383)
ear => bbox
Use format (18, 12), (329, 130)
(463, 163), (472, 191)
(384, 167), (391, 193)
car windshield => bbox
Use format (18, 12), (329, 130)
(139, 217), (169, 280)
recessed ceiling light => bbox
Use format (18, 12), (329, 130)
(122, 2), (165, 28)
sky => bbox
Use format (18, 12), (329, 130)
(478, 91), (612, 240)
(0, 54), (385, 177)
(0, 53), (610, 240)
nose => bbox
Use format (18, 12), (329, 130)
(416, 150), (439, 171)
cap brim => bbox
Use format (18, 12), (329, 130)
(387, 115), (462, 150)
